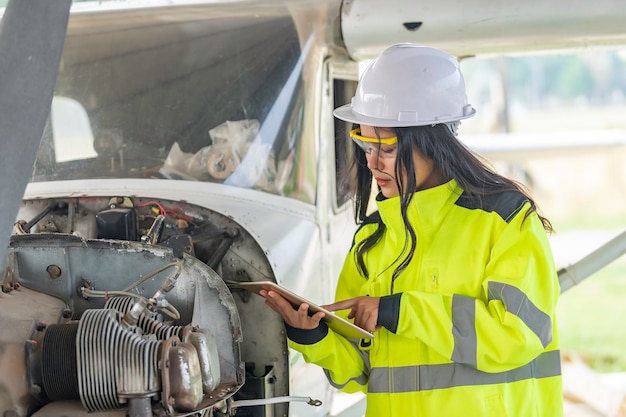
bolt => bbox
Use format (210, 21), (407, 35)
(46, 265), (62, 279)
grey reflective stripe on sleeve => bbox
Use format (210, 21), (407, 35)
(451, 294), (477, 367)
(324, 338), (371, 389)
(488, 282), (553, 347)
(368, 349), (561, 393)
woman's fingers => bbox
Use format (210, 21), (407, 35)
(324, 296), (381, 333)
(261, 291), (381, 332)
(260, 290), (324, 329)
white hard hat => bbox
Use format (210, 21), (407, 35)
(334, 43), (476, 127)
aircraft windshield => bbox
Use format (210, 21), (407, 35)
(31, 4), (312, 202)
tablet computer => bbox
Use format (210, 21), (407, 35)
(231, 280), (374, 339)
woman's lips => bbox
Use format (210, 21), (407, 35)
(375, 177), (390, 187)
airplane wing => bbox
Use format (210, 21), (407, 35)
(339, 0), (626, 59)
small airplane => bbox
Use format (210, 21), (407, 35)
(1, 0), (625, 417)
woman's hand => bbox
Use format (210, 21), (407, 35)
(260, 290), (325, 329)
(323, 296), (381, 333)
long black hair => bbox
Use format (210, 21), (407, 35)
(349, 123), (552, 281)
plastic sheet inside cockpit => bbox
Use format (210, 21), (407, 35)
(160, 119), (280, 194)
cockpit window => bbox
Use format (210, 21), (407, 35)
(32, 4), (310, 202)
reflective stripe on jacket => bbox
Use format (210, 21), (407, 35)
(288, 180), (563, 417)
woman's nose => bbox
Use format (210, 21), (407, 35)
(365, 151), (381, 170)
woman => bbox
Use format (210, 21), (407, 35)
(261, 43), (563, 416)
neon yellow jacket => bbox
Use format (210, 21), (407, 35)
(287, 180), (562, 416)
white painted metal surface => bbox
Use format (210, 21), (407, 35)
(340, 0), (626, 59)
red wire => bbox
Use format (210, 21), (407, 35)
(136, 201), (167, 217)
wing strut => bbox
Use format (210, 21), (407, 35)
(559, 229), (626, 293)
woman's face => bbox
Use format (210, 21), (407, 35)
(358, 125), (442, 198)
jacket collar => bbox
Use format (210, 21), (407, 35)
(375, 179), (463, 239)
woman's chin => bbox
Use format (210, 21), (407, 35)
(380, 188), (400, 198)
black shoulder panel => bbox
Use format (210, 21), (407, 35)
(454, 191), (528, 223)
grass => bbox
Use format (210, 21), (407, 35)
(557, 259), (626, 372)
(551, 208), (626, 373)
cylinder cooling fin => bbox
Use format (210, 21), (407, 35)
(41, 323), (80, 402)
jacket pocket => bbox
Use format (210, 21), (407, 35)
(484, 394), (509, 417)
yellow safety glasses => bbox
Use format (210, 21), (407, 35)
(350, 128), (398, 159)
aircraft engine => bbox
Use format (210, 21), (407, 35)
(0, 196), (284, 417)
(1, 234), (244, 417)
(35, 301), (221, 415)
(1, 196), (294, 417)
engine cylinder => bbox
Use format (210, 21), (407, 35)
(105, 296), (221, 393)
(76, 309), (163, 411)
(104, 296), (183, 339)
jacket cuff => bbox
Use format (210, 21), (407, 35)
(285, 320), (329, 345)
(377, 293), (402, 333)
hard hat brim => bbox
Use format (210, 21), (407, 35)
(333, 103), (476, 128)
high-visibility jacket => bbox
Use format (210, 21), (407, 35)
(287, 180), (563, 417)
